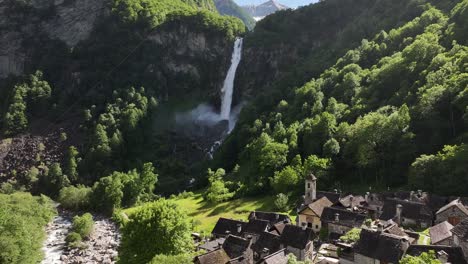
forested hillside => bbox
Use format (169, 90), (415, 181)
(214, 0), (256, 30)
(214, 0), (468, 196)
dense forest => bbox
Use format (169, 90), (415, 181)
(214, 0), (468, 197)
(0, 0), (467, 263)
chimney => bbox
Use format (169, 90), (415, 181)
(262, 248), (270, 256)
(247, 235), (253, 240)
(365, 192), (370, 202)
(237, 224), (242, 234)
(396, 204), (403, 225)
(335, 213), (340, 222)
(377, 223), (383, 233)
(349, 195), (354, 204)
(334, 189), (338, 194)
(410, 191), (415, 200)
(225, 230), (231, 235)
(418, 190), (422, 197)
(302, 222), (307, 230)
(252, 211), (256, 219)
(275, 213), (280, 220)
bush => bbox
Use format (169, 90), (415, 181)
(72, 213), (94, 238)
(274, 193), (290, 212)
(65, 231), (82, 248)
(58, 185), (92, 211)
(0, 193), (56, 264)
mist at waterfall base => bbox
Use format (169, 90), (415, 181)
(174, 38), (244, 158)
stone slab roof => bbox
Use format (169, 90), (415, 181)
(222, 235), (251, 259)
(380, 198), (432, 221)
(354, 228), (409, 263)
(212, 218), (247, 237)
(249, 211), (291, 225)
(195, 249), (230, 264)
(321, 207), (367, 228)
(280, 224), (314, 249)
(436, 198), (468, 216)
(251, 231), (281, 254)
(429, 221), (454, 244)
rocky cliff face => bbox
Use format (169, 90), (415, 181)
(0, 0), (109, 78)
(147, 22), (233, 103)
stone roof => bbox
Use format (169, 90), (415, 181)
(452, 218), (468, 240)
(259, 248), (288, 264)
(379, 198), (432, 221)
(406, 245), (468, 264)
(212, 218), (247, 237)
(244, 219), (270, 235)
(270, 222), (286, 235)
(429, 221), (454, 244)
(321, 207), (367, 228)
(299, 196), (333, 216)
(317, 191), (341, 204)
(249, 211), (291, 225)
(280, 224), (314, 249)
(305, 173), (316, 181)
(251, 231), (281, 254)
(198, 238), (225, 252)
(195, 249), (231, 264)
(436, 198), (468, 216)
(222, 235), (251, 259)
(339, 195), (366, 209)
(354, 228), (410, 263)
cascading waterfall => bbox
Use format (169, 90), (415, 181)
(220, 38), (243, 121)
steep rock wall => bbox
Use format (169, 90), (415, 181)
(0, 0), (109, 78)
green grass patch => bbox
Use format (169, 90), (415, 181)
(123, 192), (295, 235)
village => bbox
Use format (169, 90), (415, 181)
(194, 173), (468, 264)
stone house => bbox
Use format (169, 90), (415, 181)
(321, 207), (367, 239)
(353, 228), (410, 264)
(435, 198), (468, 225)
(298, 196), (333, 232)
(280, 224), (315, 261)
(451, 218), (468, 260)
(429, 221), (454, 246)
(379, 198), (433, 229)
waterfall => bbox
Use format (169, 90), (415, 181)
(220, 38), (243, 120)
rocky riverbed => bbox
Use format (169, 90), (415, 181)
(42, 210), (120, 264)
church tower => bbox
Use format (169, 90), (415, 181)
(304, 172), (317, 205)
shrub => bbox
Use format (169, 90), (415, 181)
(65, 232), (82, 248)
(274, 193), (290, 212)
(72, 213), (94, 238)
(58, 185), (92, 211)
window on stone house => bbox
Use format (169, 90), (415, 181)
(316, 225), (319, 229)
(308, 183), (310, 188)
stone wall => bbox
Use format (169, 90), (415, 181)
(436, 206), (468, 225)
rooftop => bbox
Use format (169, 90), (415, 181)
(321, 207), (367, 228)
(429, 221), (454, 244)
(354, 228), (410, 263)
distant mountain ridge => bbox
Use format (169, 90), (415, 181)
(241, 0), (289, 21)
(214, 0), (256, 29)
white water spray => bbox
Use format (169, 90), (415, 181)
(220, 38), (243, 120)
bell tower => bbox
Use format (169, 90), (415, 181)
(305, 172), (317, 204)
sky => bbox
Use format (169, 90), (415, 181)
(233, 0), (318, 8)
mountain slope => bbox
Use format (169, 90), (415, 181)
(213, 0), (467, 195)
(242, 0), (289, 20)
(215, 0), (256, 30)
(0, 0), (245, 193)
